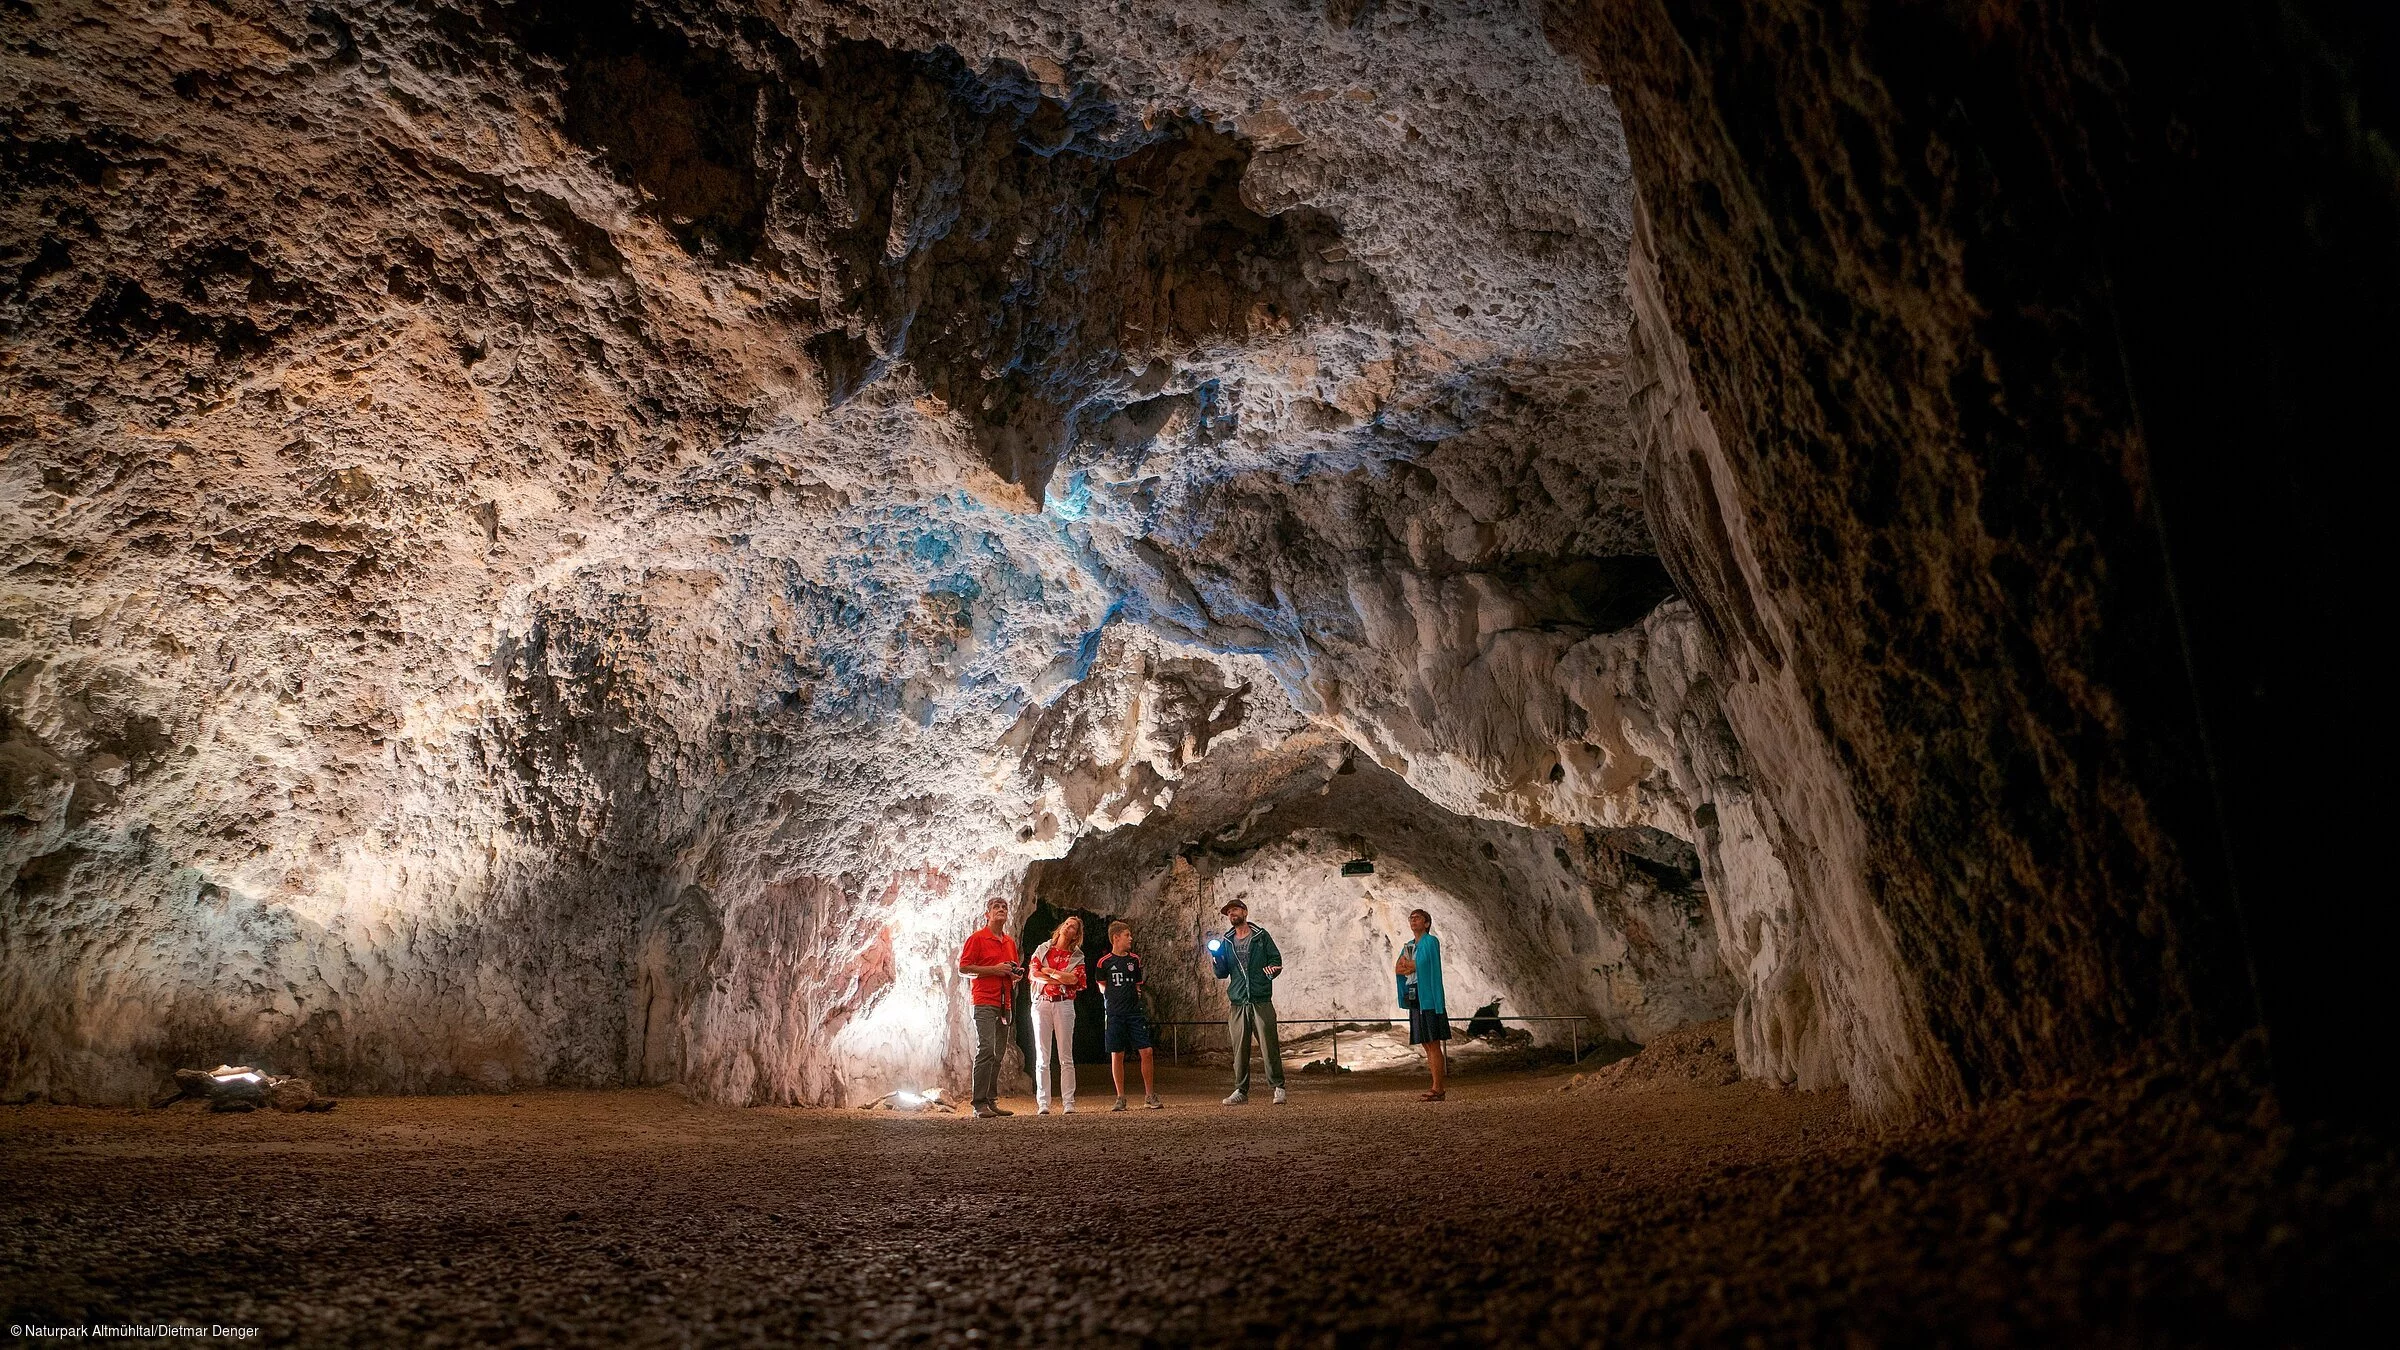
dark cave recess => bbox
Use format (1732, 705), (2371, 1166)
(1542, 0), (2398, 1122)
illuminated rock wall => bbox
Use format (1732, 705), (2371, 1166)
(1022, 651), (1737, 1055)
(40, 0), (2281, 1121)
(5, 0), (1701, 1105)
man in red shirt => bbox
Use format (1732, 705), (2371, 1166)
(957, 896), (1023, 1118)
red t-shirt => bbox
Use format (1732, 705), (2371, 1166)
(1030, 940), (1087, 1002)
(960, 928), (1019, 1007)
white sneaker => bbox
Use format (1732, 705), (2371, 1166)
(1036, 1104), (1050, 1116)
(1062, 1103), (1074, 1114)
(1272, 1086), (1287, 1105)
(1222, 1091), (1247, 1106)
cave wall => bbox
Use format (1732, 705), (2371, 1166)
(1561, 597), (1850, 1089)
(19, 0), (2335, 1121)
(8, 0), (1715, 1107)
(1185, 825), (1727, 1045)
(1026, 694), (1734, 1048)
(1541, 0), (2397, 1119)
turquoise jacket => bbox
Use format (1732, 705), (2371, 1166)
(1396, 932), (1446, 1014)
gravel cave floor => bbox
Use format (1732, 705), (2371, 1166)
(3, 1048), (2394, 1347)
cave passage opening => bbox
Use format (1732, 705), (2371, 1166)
(1013, 900), (1120, 1069)
(1014, 723), (1734, 1082)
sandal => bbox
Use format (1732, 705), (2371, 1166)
(1420, 1090), (1446, 1101)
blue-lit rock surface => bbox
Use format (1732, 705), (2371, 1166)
(1, 0), (1805, 1105)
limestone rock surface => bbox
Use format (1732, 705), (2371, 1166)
(5, 0), (1761, 1106)
(1023, 657), (1735, 1047)
(1534, 0), (2395, 1118)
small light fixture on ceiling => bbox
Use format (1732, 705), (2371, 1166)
(1342, 859), (1374, 876)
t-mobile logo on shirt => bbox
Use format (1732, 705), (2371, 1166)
(1096, 952), (1145, 1017)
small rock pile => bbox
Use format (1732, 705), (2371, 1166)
(1559, 1019), (1739, 1093)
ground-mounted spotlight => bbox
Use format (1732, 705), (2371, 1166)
(163, 1064), (334, 1112)
(861, 1087), (954, 1114)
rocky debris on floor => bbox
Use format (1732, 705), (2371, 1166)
(1560, 1018), (1739, 1092)
(161, 1066), (336, 1113)
(1299, 1057), (1352, 1075)
(1457, 998), (1543, 1049)
(1262, 1023), (1559, 1073)
(1277, 1025), (1416, 1072)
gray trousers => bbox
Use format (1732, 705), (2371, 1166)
(1229, 1000), (1284, 1095)
(973, 1005), (1006, 1108)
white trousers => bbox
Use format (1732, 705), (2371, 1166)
(1031, 998), (1077, 1108)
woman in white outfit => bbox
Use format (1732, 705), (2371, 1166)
(1027, 915), (1087, 1114)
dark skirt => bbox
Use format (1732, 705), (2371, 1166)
(1408, 1008), (1452, 1045)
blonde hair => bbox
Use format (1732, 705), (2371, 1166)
(1051, 915), (1083, 951)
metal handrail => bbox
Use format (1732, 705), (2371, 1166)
(1145, 1014), (1594, 1065)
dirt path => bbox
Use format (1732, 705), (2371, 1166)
(1, 1055), (2389, 1346)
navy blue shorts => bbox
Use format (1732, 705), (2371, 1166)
(1105, 1012), (1154, 1053)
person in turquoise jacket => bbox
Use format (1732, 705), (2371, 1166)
(1395, 908), (1451, 1100)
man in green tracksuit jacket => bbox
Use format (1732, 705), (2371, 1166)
(1206, 898), (1287, 1105)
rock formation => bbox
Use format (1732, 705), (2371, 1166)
(2, 0), (1736, 1107)
(1021, 628), (1733, 1046)
(5, 0), (2385, 1123)
(1540, 0), (2397, 1120)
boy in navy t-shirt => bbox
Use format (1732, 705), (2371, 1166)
(1097, 921), (1162, 1110)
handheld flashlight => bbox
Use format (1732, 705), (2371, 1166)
(1207, 938), (1224, 953)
